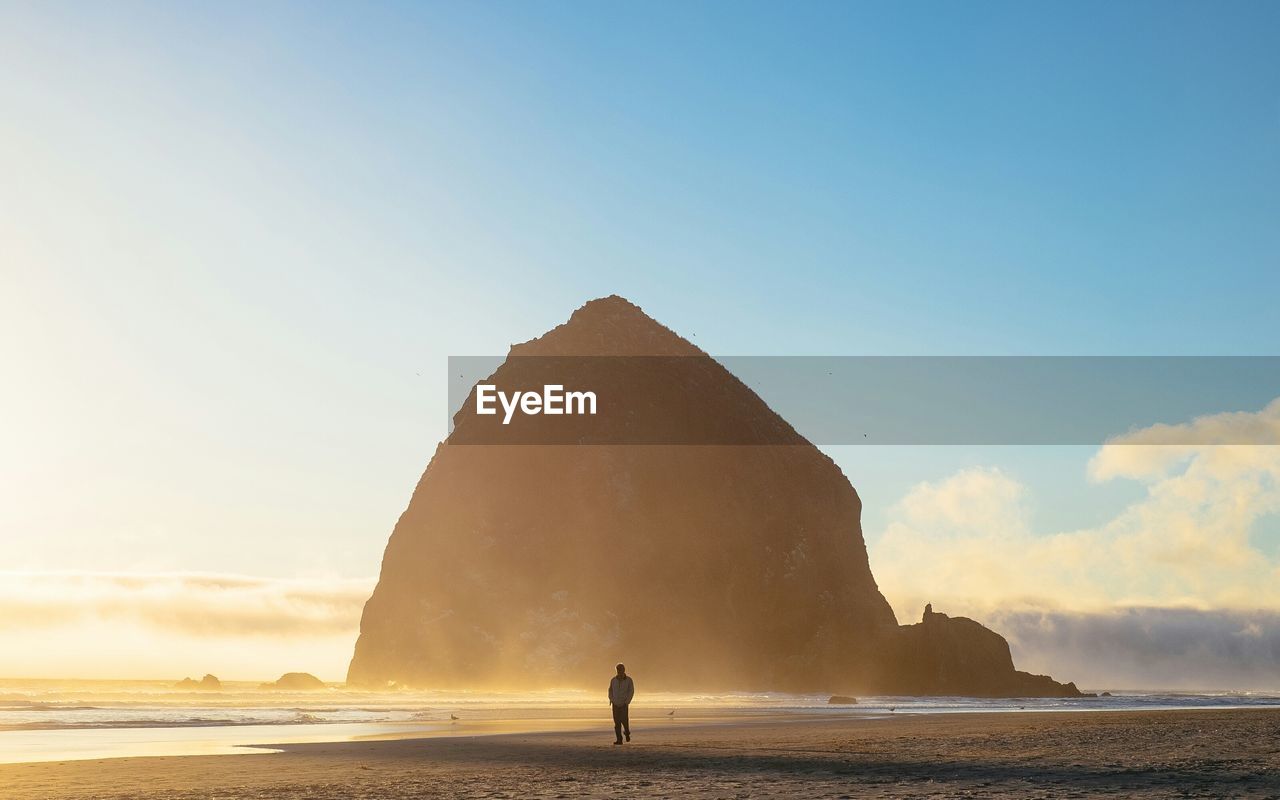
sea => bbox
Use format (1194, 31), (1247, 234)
(3, 679), (1278, 764)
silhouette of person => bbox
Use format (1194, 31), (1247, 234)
(608, 662), (634, 744)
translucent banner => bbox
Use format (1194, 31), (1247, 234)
(447, 356), (1280, 445)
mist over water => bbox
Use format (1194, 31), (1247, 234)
(995, 608), (1280, 692)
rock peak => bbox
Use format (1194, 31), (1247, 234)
(511, 295), (700, 357)
(574, 294), (645, 314)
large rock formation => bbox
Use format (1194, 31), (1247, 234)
(349, 296), (1080, 697)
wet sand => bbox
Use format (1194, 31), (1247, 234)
(3, 709), (1278, 798)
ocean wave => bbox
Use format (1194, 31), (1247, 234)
(410, 710), (444, 720)
(0, 714), (355, 732)
(0, 702), (103, 711)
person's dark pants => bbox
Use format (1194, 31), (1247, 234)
(611, 703), (630, 742)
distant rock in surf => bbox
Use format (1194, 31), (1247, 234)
(828, 695), (859, 705)
(261, 672), (327, 691)
(174, 674), (222, 691)
(349, 295), (1081, 698)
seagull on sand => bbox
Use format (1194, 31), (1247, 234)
(450, 714), (459, 721)
(667, 710), (676, 717)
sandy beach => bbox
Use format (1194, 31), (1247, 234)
(3, 708), (1278, 799)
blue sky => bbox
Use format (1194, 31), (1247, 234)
(1, 1), (1278, 678)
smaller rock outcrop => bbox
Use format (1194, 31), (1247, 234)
(884, 606), (1083, 698)
(827, 695), (859, 705)
(260, 672), (327, 691)
(174, 674), (221, 691)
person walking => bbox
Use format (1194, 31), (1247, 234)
(608, 663), (634, 745)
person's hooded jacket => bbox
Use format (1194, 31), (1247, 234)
(609, 674), (634, 706)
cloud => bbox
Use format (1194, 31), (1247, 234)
(870, 398), (1280, 622)
(0, 571), (374, 637)
(1090, 397), (1280, 481)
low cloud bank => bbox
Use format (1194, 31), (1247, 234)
(989, 607), (1280, 692)
(0, 571), (374, 636)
